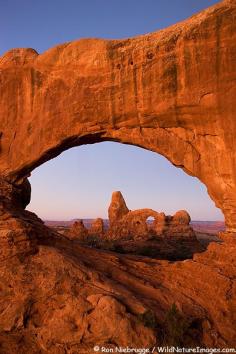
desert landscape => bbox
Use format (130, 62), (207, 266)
(0, 0), (236, 353)
(46, 191), (219, 261)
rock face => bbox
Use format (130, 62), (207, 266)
(0, 1), (236, 351)
(156, 210), (195, 238)
(108, 191), (129, 227)
(0, 232), (235, 352)
(66, 220), (88, 240)
(89, 218), (104, 236)
(0, 0), (236, 232)
(107, 191), (195, 240)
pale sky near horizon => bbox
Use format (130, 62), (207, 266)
(1, 0), (223, 221)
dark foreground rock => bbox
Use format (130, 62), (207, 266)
(0, 231), (235, 353)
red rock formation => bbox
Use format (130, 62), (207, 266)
(0, 0), (236, 232)
(66, 220), (88, 240)
(89, 218), (104, 236)
(107, 192), (195, 240)
(0, 232), (235, 352)
(0, 1), (235, 351)
(108, 191), (129, 227)
(155, 210), (195, 238)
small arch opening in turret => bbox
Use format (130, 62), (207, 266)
(146, 216), (155, 230)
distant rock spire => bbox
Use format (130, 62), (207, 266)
(108, 191), (129, 227)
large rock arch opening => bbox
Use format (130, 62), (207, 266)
(0, 0), (236, 237)
(27, 141), (222, 221)
(26, 141), (221, 261)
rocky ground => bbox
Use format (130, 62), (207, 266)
(0, 227), (235, 353)
(53, 226), (221, 261)
(1, 186), (233, 353)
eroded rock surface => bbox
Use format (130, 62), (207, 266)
(0, 0), (236, 231)
(107, 191), (195, 241)
(0, 232), (235, 353)
(65, 220), (88, 241)
(89, 218), (104, 236)
(0, 1), (236, 352)
(108, 191), (129, 227)
(157, 210), (195, 238)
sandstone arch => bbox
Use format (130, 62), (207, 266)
(0, 0), (236, 235)
(107, 191), (196, 240)
(0, 2), (236, 349)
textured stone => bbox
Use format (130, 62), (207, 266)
(157, 210), (195, 238)
(89, 218), (104, 236)
(0, 0), (236, 231)
(108, 191), (129, 227)
(66, 220), (88, 241)
(0, 1), (235, 352)
(107, 192), (195, 240)
(0, 234), (235, 351)
(173, 210), (191, 225)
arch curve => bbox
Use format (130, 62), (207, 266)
(0, 0), (236, 233)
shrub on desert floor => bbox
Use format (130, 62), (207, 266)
(137, 309), (158, 329)
(161, 303), (203, 346)
(137, 304), (203, 346)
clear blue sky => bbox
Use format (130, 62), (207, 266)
(1, 0), (223, 221)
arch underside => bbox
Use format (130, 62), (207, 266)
(0, 0), (236, 232)
(4, 126), (232, 230)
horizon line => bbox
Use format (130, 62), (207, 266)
(43, 218), (225, 223)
